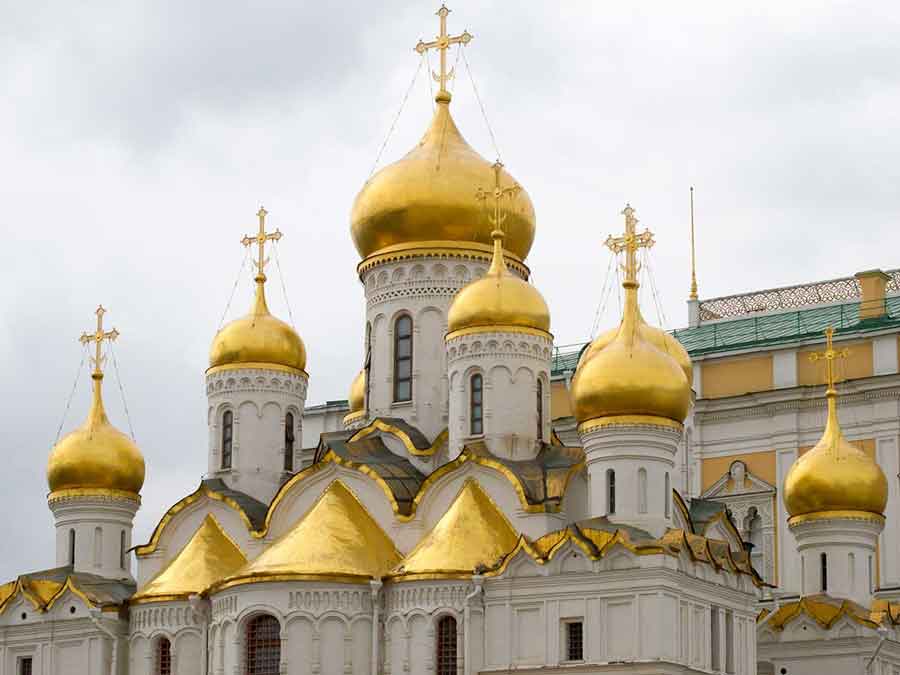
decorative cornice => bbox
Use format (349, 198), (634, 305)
(788, 510), (885, 527)
(357, 241), (530, 279)
(47, 488), (141, 505)
(578, 415), (684, 434)
(206, 362), (308, 378)
(446, 325), (553, 341)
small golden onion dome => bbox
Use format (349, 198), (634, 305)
(47, 373), (145, 498)
(447, 229), (550, 337)
(209, 276), (306, 374)
(350, 100), (536, 261)
(578, 322), (692, 387)
(348, 369), (366, 413)
(784, 388), (887, 519)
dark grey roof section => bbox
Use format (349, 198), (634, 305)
(575, 516), (654, 542)
(465, 441), (585, 506)
(318, 433), (427, 516)
(376, 417), (433, 450)
(689, 497), (730, 532)
(201, 478), (268, 530)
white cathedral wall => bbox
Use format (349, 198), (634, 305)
(363, 256), (506, 442)
(446, 331), (552, 460)
(206, 366), (308, 505)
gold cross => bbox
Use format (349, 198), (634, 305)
(808, 326), (849, 394)
(415, 4), (473, 102)
(605, 204), (655, 286)
(79, 305), (119, 378)
(475, 161), (520, 237)
(241, 207), (282, 281)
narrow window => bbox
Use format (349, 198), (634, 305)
(725, 610), (734, 674)
(710, 606), (720, 670)
(68, 529), (75, 566)
(246, 615), (281, 675)
(536, 379), (544, 441)
(821, 552), (828, 592)
(470, 374), (483, 435)
(869, 555), (874, 593)
(436, 616), (458, 675)
(93, 527), (103, 568)
(637, 468), (648, 514)
(607, 469), (616, 514)
(221, 410), (233, 469)
(156, 637), (172, 675)
(664, 472), (671, 518)
(284, 412), (295, 472)
(394, 315), (413, 402)
(849, 552), (856, 594)
(565, 621), (584, 661)
(19, 657), (32, 675)
(120, 530), (126, 570)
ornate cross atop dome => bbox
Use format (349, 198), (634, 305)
(80, 305), (119, 380)
(242, 206), (283, 284)
(604, 204), (655, 287)
(808, 326), (849, 397)
(414, 4), (473, 103)
(476, 160), (521, 240)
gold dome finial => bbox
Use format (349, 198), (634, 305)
(414, 4), (473, 104)
(570, 205), (691, 429)
(446, 161), (550, 337)
(47, 306), (145, 499)
(209, 209), (307, 374)
(689, 187), (699, 300)
(784, 327), (888, 519)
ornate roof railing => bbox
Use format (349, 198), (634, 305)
(698, 269), (900, 322)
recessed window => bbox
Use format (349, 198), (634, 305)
(637, 468), (648, 514)
(821, 552), (828, 592)
(221, 410), (233, 469)
(565, 621), (584, 661)
(607, 469), (616, 514)
(246, 614), (281, 675)
(536, 379), (544, 441)
(120, 530), (127, 570)
(68, 529), (76, 566)
(710, 606), (720, 670)
(156, 637), (171, 675)
(664, 472), (671, 518)
(19, 657), (32, 675)
(436, 615), (458, 675)
(470, 374), (483, 435)
(393, 315), (413, 402)
(284, 412), (295, 472)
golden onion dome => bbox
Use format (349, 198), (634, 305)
(447, 228), (550, 338)
(350, 100), (535, 263)
(784, 385), (887, 519)
(47, 372), (145, 499)
(343, 368), (367, 427)
(209, 276), (306, 374)
(569, 205), (690, 429)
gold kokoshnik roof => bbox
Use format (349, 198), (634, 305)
(390, 479), (520, 581)
(350, 101), (536, 262)
(209, 279), (306, 374)
(131, 514), (247, 604)
(447, 229), (550, 338)
(212, 481), (402, 590)
(47, 375), (145, 498)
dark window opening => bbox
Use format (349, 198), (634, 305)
(221, 410), (233, 469)
(394, 315), (413, 402)
(19, 657), (32, 675)
(607, 469), (616, 514)
(536, 379), (544, 442)
(120, 530), (126, 570)
(565, 621), (583, 661)
(156, 637), (171, 675)
(470, 374), (483, 435)
(436, 615), (458, 675)
(246, 614), (281, 675)
(68, 529), (75, 566)
(284, 412), (295, 472)
(821, 552), (828, 592)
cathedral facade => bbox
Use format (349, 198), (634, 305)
(2, 7), (900, 675)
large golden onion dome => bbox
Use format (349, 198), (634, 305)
(350, 100), (536, 263)
(784, 334), (887, 519)
(47, 372), (145, 499)
(570, 205), (691, 429)
(447, 227), (550, 338)
(209, 276), (306, 374)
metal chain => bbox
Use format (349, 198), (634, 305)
(54, 343), (88, 445)
(218, 247), (249, 330)
(589, 253), (617, 338)
(425, 48), (435, 112)
(461, 46), (502, 162)
(368, 53), (425, 180)
(108, 341), (136, 441)
(644, 249), (669, 328)
(272, 241), (296, 329)
(449, 42), (463, 96)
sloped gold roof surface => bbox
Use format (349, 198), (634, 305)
(215, 481), (401, 590)
(392, 480), (519, 581)
(759, 595), (879, 631)
(132, 514), (246, 604)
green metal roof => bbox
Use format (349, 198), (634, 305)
(551, 296), (900, 376)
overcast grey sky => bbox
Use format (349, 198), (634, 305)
(1, 1), (899, 580)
